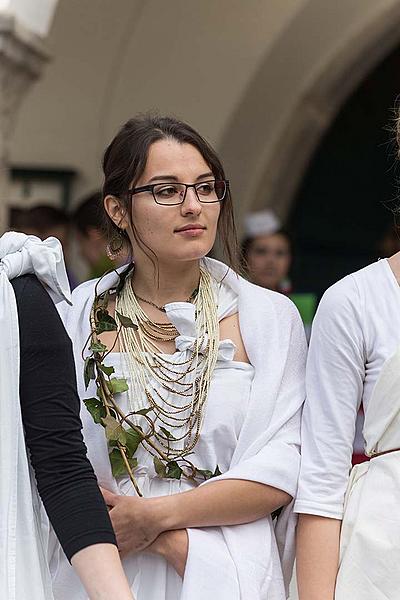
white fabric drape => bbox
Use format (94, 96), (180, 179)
(0, 232), (71, 600)
(336, 344), (400, 599)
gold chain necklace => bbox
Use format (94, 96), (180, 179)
(134, 287), (199, 313)
(115, 267), (219, 461)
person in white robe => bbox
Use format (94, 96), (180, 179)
(0, 231), (134, 600)
(56, 114), (307, 600)
(295, 253), (400, 599)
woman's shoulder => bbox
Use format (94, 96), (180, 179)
(313, 261), (393, 339)
(320, 260), (389, 312)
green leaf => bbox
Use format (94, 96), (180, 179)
(95, 309), (117, 334)
(166, 461), (183, 480)
(99, 363), (115, 376)
(153, 456), (167, 478)
(84, 357), (96, 389)
(125, 428), (142, 456)
(102, 415), (127, 445)
(107, 378), (129, 394)
(90, 340), (108, 353)
(83, 397), (106, 424)
(158, 426), (176, 440)
(197, 468), (214, 481)
(133, 407), (152, 416)
(116, 311), (138, 329)
(109, 448), (138, 478)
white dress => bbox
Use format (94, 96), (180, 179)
(56, 258), (306, 600)
(295, 258), (400, 598)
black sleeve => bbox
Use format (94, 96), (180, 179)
(12, 275), (116, 561)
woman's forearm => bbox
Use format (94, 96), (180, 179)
(152, 479), (291, 531)
(296, 514), (341, 600)
(71, 544), (134, 600)
(146, 530), (189, 577)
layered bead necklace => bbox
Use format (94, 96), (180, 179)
(115, 267), (219, 461)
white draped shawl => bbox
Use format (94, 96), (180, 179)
(60, 257), (306, 599)
(0, 232), (71, 600)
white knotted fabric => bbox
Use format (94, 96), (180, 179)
(0, 232), (71, 600)
(336, 344), (400, 599)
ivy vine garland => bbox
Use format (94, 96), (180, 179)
(82, 278), (221, 497)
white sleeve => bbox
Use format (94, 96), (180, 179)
(294, 274), (365, 519)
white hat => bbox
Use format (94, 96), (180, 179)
(244, 209), (281, 238)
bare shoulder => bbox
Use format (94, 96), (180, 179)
(219, 312), (250, 364)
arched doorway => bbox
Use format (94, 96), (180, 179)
(218, 0), (400, 233)
(289, 44), (400, 297)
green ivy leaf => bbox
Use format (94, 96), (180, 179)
(133, 407), (153, 416)
(84, 397), (106, 424)
(90, 340), (108, 353)
(102, 415), (127, 445)
(96, 309), (117, 334)
(153, 456), (167, 478)
(109, 448), (138, 478)
(166, 461), (183, 480)
(84, 357), (96, 389)
(197, 468), (214, 481)
(125, 428), (142, 456)
(158, 426), (177, 440)
(99, 363), (115, 376)
(107, 378), (129, 394)
(116, 311), (138, 330)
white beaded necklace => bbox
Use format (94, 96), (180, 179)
(115, 267), (219, 460)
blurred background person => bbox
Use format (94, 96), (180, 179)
(242, 209), (292, 293)
(242, 209), (316, 340)
(71, 191), (115, 279)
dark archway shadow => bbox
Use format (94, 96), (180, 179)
(288, 45), (400, 298)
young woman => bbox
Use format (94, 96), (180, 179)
(242, 209), (293, 293)
(0, 232), (134, 600)
(58, 114), (307, 600)
(295, 118), (400, 599)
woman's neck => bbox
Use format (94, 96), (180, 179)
(131, 259), (202, 306)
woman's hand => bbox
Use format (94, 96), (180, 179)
(101, 488), (163, 557)
(146, 530), (189, 577)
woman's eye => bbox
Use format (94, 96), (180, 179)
(197, 182), (214, 195)
(157, 185), (178, 197)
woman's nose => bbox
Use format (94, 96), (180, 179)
(181, 187), (202, 215)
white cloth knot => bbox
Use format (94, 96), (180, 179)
(0, 231), (71, 304)
(175, 334), (236, 361)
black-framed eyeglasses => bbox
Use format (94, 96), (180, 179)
(128, 179), (229, 206)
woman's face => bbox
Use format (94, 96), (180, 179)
(118, 139), (221, 266)
(246, 233), (291, 290)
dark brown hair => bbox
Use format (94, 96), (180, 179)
(102, 113), (240, 272)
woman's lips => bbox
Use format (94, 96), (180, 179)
(175, 225), (206, 237)
(175, 227), (205, 237)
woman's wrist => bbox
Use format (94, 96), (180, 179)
(148, 493), (182, 533)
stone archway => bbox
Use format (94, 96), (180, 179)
(218, 0), (400, 230)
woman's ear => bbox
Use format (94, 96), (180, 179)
(104, 195), (129, 230)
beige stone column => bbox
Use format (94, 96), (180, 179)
(0, 14), (49, 233)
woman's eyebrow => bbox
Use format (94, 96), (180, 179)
(146, 171), (214, 184)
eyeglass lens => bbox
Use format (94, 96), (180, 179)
(153, 180), (226, 204)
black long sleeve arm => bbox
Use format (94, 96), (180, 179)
(12, 274), (116, 561)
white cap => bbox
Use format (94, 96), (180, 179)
(244, 209), (281, 238)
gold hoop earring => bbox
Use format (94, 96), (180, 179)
(106, 229), (124, 261)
